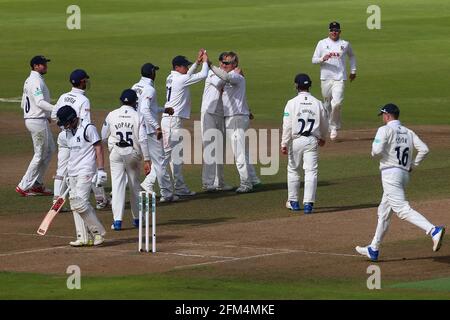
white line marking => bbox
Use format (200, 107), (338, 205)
(0, 232), (72, 239)
(159, 252), (236, 259)
(0, 97), (21, 103)
(0, 246), (67, 257)
(174, 251), (291, 269)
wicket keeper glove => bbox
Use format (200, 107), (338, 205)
(96, 169), (108, 187)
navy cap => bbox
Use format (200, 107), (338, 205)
(294, 73), (312, 88)
(329, 21), (341, 30)
(120, 89), (138, 104)
(30, 55), (50, 67)
(378, 103), (400, 116)
(172, 55), (193, 68)
(70, 69), (89, 86)
(56, 105), (77, 127)
(141, 63), (159, 77)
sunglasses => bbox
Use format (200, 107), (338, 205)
(330, 28), (340, 32)
(221, 60), (233, 65)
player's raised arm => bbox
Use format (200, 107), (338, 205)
(184, 53), (209, 86)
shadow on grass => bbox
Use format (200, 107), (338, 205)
(379, 255), (450, 265)
(316, 203), (379, 214)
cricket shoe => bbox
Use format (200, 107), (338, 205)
(93, 234), (105, 246)
(330, 129), (338, 141)
(96, 197), (111, 210)
(160, 195), (180, 203)
(286, 200), (301, 211)
(355, 245), (379, 262)
(202, 185), (218, 192)
(303, 202), (314, 214)
(30, 184), (53, 196)
(15, 186), (37, 197)
(236, 185), (253, 194)
(216, 184), (234, 192)
(140, 182), (154, 194)
(431, 226), (445, 252)
(111, 220), (122, 231)
(175, 189), (196, 197)
(69, 239), (93, 247)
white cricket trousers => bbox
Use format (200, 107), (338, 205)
(161, 116), (190, 192)
(201, 112), (225, 188)
(225, 115), (260, 188)
(54, 131), (108, 203)
(370, 168), (435, 250)
(287, 136), (319, 203)
(141, 132), (174, 199)
(321, 80), (345, 131)
(109, 147), (142, 221)
(69, 174), (106, 243)
(18, 119), (55, 190)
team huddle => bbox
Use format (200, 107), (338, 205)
(15, 21), (445, 260)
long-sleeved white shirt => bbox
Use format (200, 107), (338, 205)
(163, 62), (209, 119)
(67, 122), (101, 177)
(52, 88), (91, 124)
(281, 91), (329, 147)
(101, 105), (149, 161)
(132, 77), (163, 134)
(312, 37), (356, 80)
(372, 120), (429, 171)
(210, 66), (250, 117)
(201, 70), (225, 115)
(21, 70), (54, 119)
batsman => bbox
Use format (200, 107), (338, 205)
(56, 105), (107, 246)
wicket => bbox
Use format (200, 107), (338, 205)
(138, 191), (156, 253)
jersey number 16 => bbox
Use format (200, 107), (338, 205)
(395, 146), (409, 166)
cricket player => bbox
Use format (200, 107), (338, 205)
(356, 104), (445, 261)
(132, 63), (178, 202)
(102, 89), (151, 230)
(51, 69), (110, 210)
(161, 50), (209, 196)
(281, 73), (328, 214)
(209, 51), (261, 193)
(16, 55), (56, 197)
(200, 52), (233, 192)
(312, 21), (356, 141)
(56, 105), (106, 247)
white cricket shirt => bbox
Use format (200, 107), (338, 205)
(132, 77), (162, 134)
(21, 71), (51, 119)
(281, 92), (329, 147)
(222, 70), (250, 117)
(201, 70), (225, 115)
(52, 88), (91, 124)
(372, 120), (429, 171)
(163, 62), (209, 119)
(312, 37), (356, 80)
(67, 122), (101, 176)
(101, 105), (149, 160)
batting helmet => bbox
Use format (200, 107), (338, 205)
(56, 105), (77, 127)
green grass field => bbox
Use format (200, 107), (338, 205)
(0, 0), (449, 300)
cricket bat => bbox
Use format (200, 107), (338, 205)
(37, 188), (70, 235)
